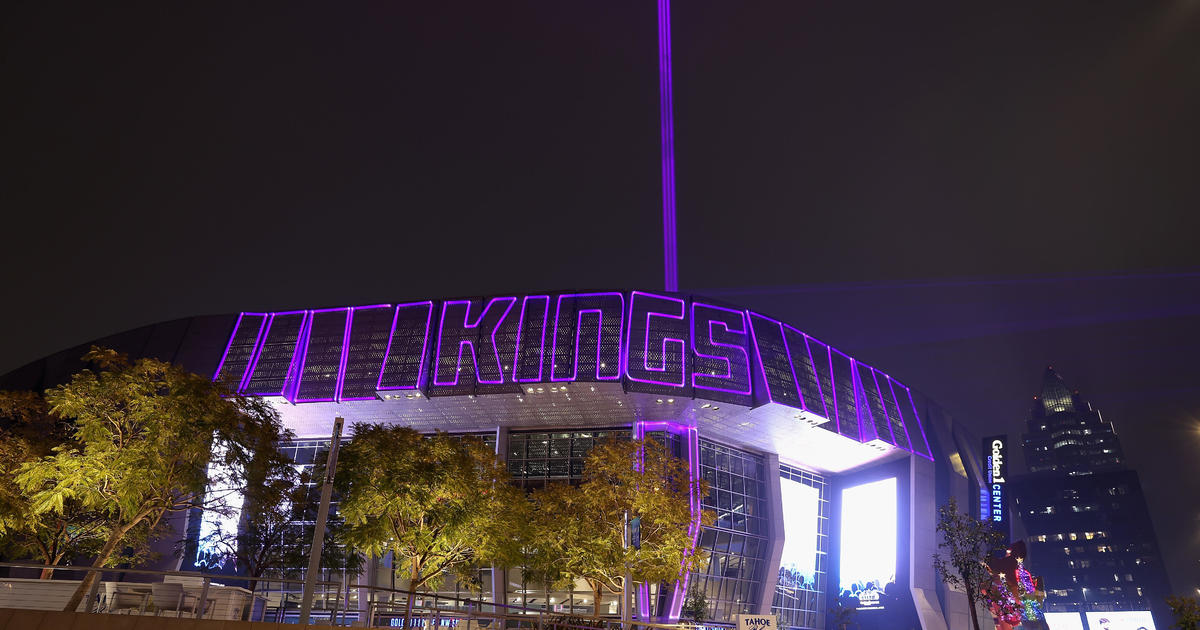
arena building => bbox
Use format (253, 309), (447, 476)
(1, 289), (997, 630)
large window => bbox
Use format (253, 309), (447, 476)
(838, 478), (896, 611)
(690, 439), (769, 622)
(772, 466), (828, 630)
(506, 430), (616, 488)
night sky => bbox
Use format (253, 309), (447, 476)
(3, 1), (1198, 596)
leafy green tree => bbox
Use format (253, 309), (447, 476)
(1166, 595), (1200, 630)
(932, 496), (1007, 630)
(333, 425), (527, 608)
(15, 347), (289, 611)
(526, 438), (714, 619)
(0, 390), (111, 578)
(679, 584), (709, 623)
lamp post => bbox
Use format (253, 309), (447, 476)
(299, 416), (345, 625)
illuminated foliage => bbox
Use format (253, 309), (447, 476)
(333, 425), (527, 594)
(0, 390), (109, 578)
(932, 496), (1007, 630)
(14, 347), (289, 611)
(525, 438), (714, 619)
(1166, 595), (1200, 630)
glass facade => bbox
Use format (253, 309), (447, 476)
(506, 429), (619, 488)
(690, 439), (769, 621)
(772, 465), (829, 630)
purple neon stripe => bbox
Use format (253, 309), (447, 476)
(293, 308), (354, 403)
(285, 311), (312, 403)
(433, 297), (517, 387)
(334, 307), (354, 402)
(779, 325), (808, 413)
(513, 295), (550, 383)
(850, 360), (877, 442)
(884, 375), (915, 455)
(800, 334), (832, 423)
(869, 369), (898, 445)
(231, 313), (271, 392)
(658, 0), (678, 293)
(337, 304), (393, 402)
(746, 311), (773, 405)
(212, 312), (246, 382)
(626, 291), (687, 387)
(690, 302), (752, 395)
(240, 313), (275, 393)
(828, 344), (840, 435)
(903, 385), (935, 460)
(376, 301), (435, 391)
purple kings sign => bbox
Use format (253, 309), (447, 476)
(212, 290), (932, 459)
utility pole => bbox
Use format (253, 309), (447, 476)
(299, 416), (344, 625)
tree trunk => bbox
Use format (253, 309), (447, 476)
(966, 585), (982, 630)
(40, 565), (56, 580)
(62, 528), (126, 612)
(242, 579), (259, 621)
(592, 581), (603, 621)
(404, 561), (421, 629)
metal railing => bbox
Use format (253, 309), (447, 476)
(0, 561), (729, 629)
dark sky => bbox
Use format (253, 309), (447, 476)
(3, 0), (1199, 596)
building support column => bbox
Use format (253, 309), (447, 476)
(490, 426), (510, 616)
(757, 453), (785, 615)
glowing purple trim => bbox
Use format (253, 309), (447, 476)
(376, 301), (435, 392)
(337, 304), (393, 402)
(433, 297), (517, 387)
(213, 312), (267, 387)
(658, 0), (678, 293)
(335, 307), (354, 402)
(904, 385), (935, 460)
(212, 312), (245, 383)
(831, 348), (861, 442)
(626, 291), (687, 388)
(690, 302), (752, 396)
(851, 360), (882, 443)
(292, 308), (351, 404)
(799, 333), (832, 422)
(827, 343), (840, 435)
(513, 295), (551, 383)
(550, 292), (625, 382)
(241, 310), (308, 396)
(868, 368), (898, 444)
(884, 375), (914, 454)
(779, 324), (810, 413)
(235, 313), (270, 392)
(633, 420), (700, 621)
(747, 312), (804, 408)
(283, 311), (311, 403)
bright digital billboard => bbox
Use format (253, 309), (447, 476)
(1085, 611), (1157, 630)
(839, 477), (896, 610)
(1044, 612), (1086, 630)
(777, 477), (820, 590)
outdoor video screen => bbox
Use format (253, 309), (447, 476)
(838, 477), (896, 610)
(1085, 611), (1157, 630)
(1044, 613), (1086, 630)
(777, 477), (821, 590)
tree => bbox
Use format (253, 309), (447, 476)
(526, 438), (714, 620)
(827, 603), (857, 630)
(0, 391), (111, 578)
(1166, 595), (1200, 630)
(932, 496), (1007, 630)
(15, 347), (289, 611)
(333, 424), (527, 618)
(679, 584), (709, 624)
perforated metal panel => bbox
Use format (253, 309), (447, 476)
(749, 314), (802, 409)
(624, 291), (691, 397)
(377, 302), (433, 391)
(213, 313), (267, 389)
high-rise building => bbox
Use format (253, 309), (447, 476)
(1011, 368), (1172, 627)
